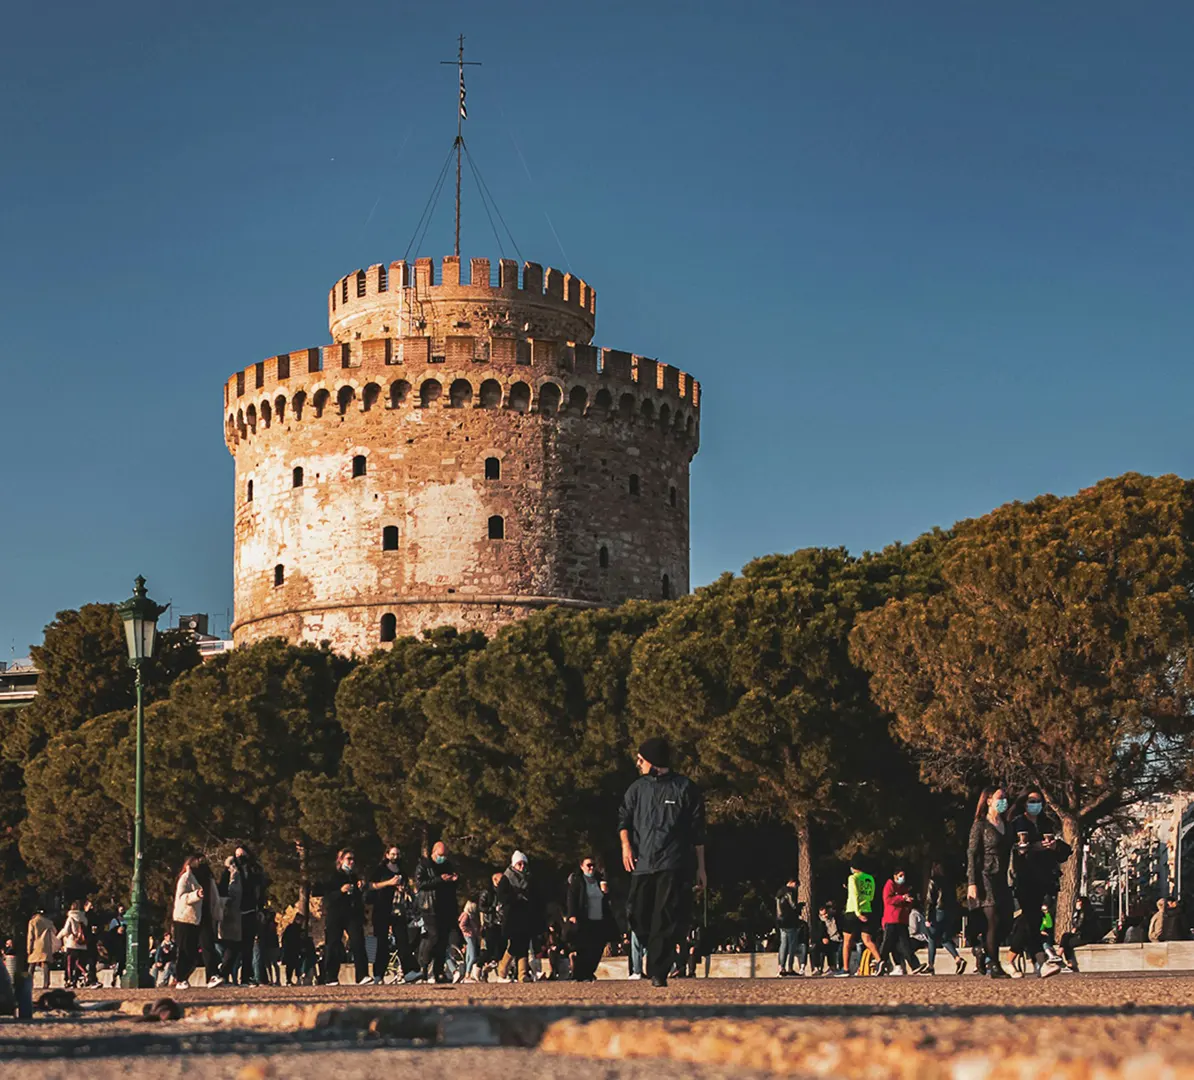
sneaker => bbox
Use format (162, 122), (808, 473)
(357, 975), (375, 985)
(650, 975), (668, 988)
(1039, 960), (1062, 979)
(627, 973), (643, 981)
(209, 976), (227, 987)
(833, 970), (852, 978)
(1008, 967), (1024, 979)
(323, 979), (340, 986)
(955, 957), (968, 976)
(175, 980), (190, 989)
(492, 975), (512, 984)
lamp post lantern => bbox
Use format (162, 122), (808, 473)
(118, 575), (166, 989)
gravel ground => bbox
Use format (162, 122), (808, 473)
(2, 972), (1192, 1078)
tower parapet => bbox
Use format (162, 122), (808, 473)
(328, 256), (596, 347)
(224, 255), (699, 656)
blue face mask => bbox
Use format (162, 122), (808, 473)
(994, 798), (1009, 814)
(894, 875), (906, 886)
(1026, 801), (1043, 816)
(433, 854), (445, 865)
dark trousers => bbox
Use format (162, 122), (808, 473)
(325, 915), (368, 984)
(571, 921), (605, 980)
(879, 923), (918, 970)
(373, 915), (415, 979)
(174, 920), (218, 984)
(239, 913), (258, 984)
(418, 911), (450, 977)
(628, 869), (684, 981)
(218, 939), (242, 981)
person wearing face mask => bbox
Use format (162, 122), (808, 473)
(1007, 790), (1068, 978)
(967, 786), (1014, 978)
(369, 844), (410, 983)
(879, 867), (928, 975)
(567, 856), (613, 981)
(314, 848), (371, 985)
(414, 841), (459, 983)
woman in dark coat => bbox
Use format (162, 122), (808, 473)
(495, 851), (543, 983)
(967, 785), (1013, 979)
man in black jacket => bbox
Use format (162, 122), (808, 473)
(566, 855), (612, 981)
(369, 844), (409, 982)
(414, 841), (458, 982)
(316, 849), (370, 985)
(618, 737), (706, 988)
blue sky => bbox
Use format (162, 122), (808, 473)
(3, 2), (1193, 655)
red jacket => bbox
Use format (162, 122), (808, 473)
(882, 879), (914, 926)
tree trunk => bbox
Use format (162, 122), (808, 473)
(796, 813), (815, 944)
(297, 837), (311, 917)
(1054, 810), (1082, 936)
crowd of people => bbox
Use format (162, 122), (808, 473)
(5, 751), (1187, 993)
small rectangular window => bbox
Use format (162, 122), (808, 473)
(277, 354), (290, 380)
(255, 361), (265, 389)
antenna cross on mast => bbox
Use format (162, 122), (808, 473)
(441, 34), (482, 258)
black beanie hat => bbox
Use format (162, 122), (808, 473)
(638, 737), (671, 769)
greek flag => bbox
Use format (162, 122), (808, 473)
(459, 69), (467, 119)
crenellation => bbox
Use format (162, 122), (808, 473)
(522, 261), (543, 293)
(225, 253), (699, 655)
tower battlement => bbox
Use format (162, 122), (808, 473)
(223, 254), (701, 656)
(327, 256), (596, 346)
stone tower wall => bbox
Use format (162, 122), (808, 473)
(224, 256), (700, 655)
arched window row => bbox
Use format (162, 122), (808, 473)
(226, 378), (697, 441)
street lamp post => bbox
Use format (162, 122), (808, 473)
(118, 575), (166, 989)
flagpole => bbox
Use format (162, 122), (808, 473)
(454, 34), (463, 258)
(442, 35), (480, 260)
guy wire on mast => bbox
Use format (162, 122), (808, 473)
(441, 33), (481, 258)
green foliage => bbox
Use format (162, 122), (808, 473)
(4, 604), (199, 765)
(336, 627), (487, 847)
(627, 542), (951, 923)
(851, 473), (1194, 927)
(412, 603), (664, 868)
(147, 638), (359, 896)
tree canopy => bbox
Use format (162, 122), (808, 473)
(628, 542), (949, 929)
(851, 473), (1194, 927)
(412, 602), (664, 869)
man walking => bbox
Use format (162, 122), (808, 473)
(566, 855), (612, 981)
(618, 736), (706, 988)
(414, 841), (459, 983)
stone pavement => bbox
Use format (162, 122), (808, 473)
(2, 972), (1193, 1078)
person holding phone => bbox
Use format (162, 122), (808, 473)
(1007, 789), (1068, 978)
(316, 848), (371, 985)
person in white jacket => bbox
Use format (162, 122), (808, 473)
(172, 855), (223, 988)
(59, 901), (90, 988)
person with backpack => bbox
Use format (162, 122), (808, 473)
(494, 851), (543, 983)
(837, 855), (882, 977)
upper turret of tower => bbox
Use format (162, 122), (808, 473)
(328, 255), (596, 346)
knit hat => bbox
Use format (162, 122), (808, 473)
(638, 736), (671, 769)
(511, 850), (528, 867)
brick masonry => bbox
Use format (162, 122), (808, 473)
(224, 255), (701, 655)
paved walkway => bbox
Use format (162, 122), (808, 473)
(2, 972), (1193, 1078)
